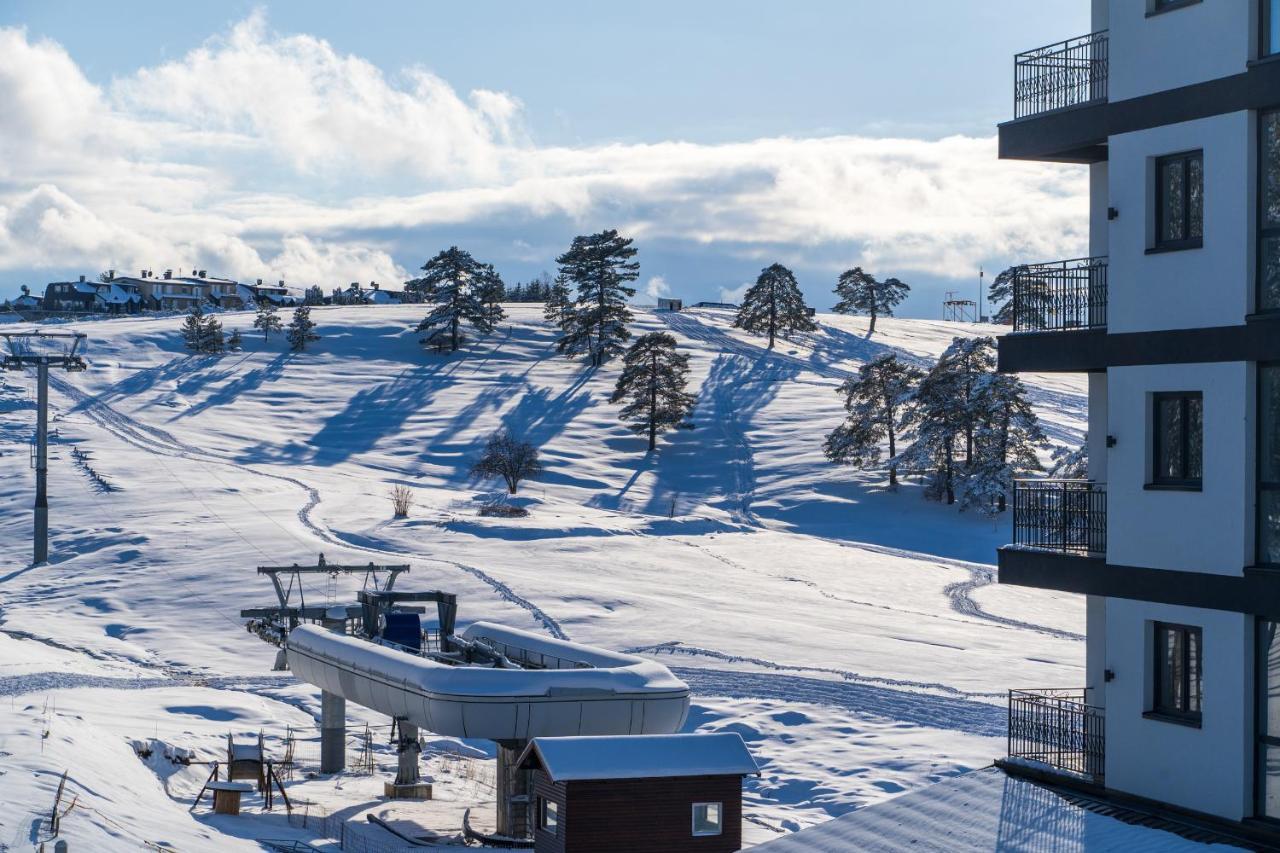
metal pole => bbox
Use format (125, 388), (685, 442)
(34, 359), (48, 565)
(320, 611), (346, 774)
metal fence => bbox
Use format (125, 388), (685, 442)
(284, 803), (425, 853)
(1014, 31), (1109, 119)
(1008, 688), (1105, 782)
(1012, 257), (1108, 333)
(1012, 480), (1106, 556)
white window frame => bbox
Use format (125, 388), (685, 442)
(540, 797), (560, 835)
(691, 801), (723, 837)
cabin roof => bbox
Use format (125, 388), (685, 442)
(517, 733), (758, 782)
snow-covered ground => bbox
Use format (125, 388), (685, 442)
(0, 304), (1090, 850)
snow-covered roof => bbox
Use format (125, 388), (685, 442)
(749, 768), (1234, 852)
(517, 733), (758, 782)
(98, 284), (141, 304)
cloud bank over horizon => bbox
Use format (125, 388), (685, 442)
(0, 11), (1088, 309)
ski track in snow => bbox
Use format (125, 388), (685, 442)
(48, 373), (569, 642)
(625, 642), (1002, 701)
(674, 667), (1006, 738)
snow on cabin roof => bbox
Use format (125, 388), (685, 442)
(517, 733), (758, 782)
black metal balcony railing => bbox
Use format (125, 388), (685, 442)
(1012, 479), (1106, 555)
(1014, 31), (1109, 119)
(1008, 688), (1105, 782)
(1012, 256), (1108, 333)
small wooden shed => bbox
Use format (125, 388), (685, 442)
(516, 733), (758, 853)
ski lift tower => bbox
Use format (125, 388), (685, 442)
(1, 331), (87, 564)
(943, 291), (978, 324)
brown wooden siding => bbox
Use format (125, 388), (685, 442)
(532, 772), (743, 853)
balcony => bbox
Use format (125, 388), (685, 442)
(1014, 31), (1109, 120)
(1012, 257), (1107, 334)
(1001, 31), (1109, 164)
(1007, 688), (1105, 783)
(1012, 479), (1106, 556)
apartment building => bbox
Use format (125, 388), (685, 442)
(996, 0), (1280, 830)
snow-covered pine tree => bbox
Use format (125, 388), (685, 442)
(1048, 442), (1089, 479)
(894, 336), (996, 504)
(181, 304), (206, 351)
(609, 332), (698, 451)
(734, 263), (816, 349)
(960, 373), (1047, 513)
(543, 273), (573, 328)
(832, 267), (910, 335)
(227, 328), (243, 351)
(254, 301), (282, 342)
(287, 305), (320, 352)
(555, 230), (638, 366)
(202, 311), (225, 353)
(407, 247), (505, 353)
(823, 353), (924, 488)
(479, 272), (506, 316)
(304, 285), (325, 306)
(986, 265), (1026, 326)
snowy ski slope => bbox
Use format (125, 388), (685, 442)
(0, 304), (1090, 849)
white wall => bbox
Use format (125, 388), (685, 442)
(1108, 0), (1251, 101)
(1104, 600), (1253, 820)
(1108, 112), (1252, 334)
(1090, 161), (1109, 259)
(1107, 362), (1251, 574)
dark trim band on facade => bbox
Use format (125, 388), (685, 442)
(997, 547), (1280, 616)
(999, 54), (1280, 163)
(997, 315), (1280, 373)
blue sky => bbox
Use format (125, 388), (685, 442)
(0, 1), (1090, 315)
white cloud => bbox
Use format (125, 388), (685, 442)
(719, 282), (751, 305)
(0, 15), (1088, 291)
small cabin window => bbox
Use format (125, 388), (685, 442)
(692, 802), (722, 836)
(539, 797), (560, 835)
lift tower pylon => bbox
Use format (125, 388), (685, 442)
(1, 331), (87, 565)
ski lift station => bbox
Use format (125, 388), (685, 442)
(240, 555), (697, 846)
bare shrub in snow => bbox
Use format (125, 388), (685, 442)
(389, 484), (413, 518)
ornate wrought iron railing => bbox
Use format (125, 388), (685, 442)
(1014, 31), (1109, 119)
(1008, 688), (1105, 782)
(1012, 480), (1106, 556)
(1012, 256), (1108, 333)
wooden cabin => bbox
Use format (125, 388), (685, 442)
(517, 733), (758, 853)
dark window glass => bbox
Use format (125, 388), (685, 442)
(1257, 621), (1280, 819)
(1268, 0), (1280, 56)
(1152, 392), (1203, 487)
(1263, 113), (1280, 312)
(1155, 151), (1204, 251)
(1263, 366), (1280, 565)
(1153, 622), (1202, 721)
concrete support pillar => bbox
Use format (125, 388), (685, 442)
(394, 720), (421, 786)
(495, 740), (531, 840)
(319, 612), (346, 774)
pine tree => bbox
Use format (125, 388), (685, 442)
(303, 285), (325, 306)
(960, 373), (1047, 513)
(609, 332), (697, 451)
(203, 312), (224, 353)
(1049, 442), (1089, 479)
(227, 328), (243, 351)
(832, 267), (910, 335)
(254, 301), (282, 342)
(555, 230), (639, 366)
(479, 272), (506, 315)
(895, 337), (996, 504)
(986, 265), (1025, 326)
(543, 274), (572, 327)
(287, 306), (320, 351)
(734, 263), (816, 349)
(555, 231), (637, 364)
(408, 247), (505, 353)
(823, 353), (924, 488)
(181, 304), (206, 351)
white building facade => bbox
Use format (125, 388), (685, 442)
(997, 0), (1280, 829)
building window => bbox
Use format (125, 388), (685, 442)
(692, 802), (722, 837)
(1256, 621), (1280, 820)
(1150, 0), (1201, 14)
(1152, 622), (1203, 723)
(1151, 392), (1203, 488)
(1262, 112), (1280, 313)
(1267, 0), (1280, 56)
(538, 797), (559, 835)
(1153, 151), (1204, 251)
(1262, 366), (1280, 565)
